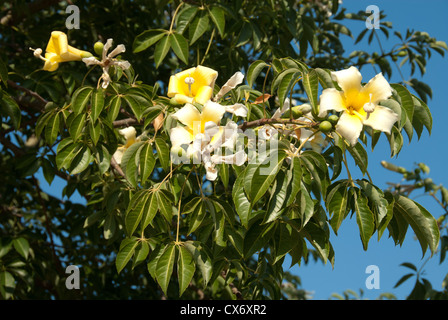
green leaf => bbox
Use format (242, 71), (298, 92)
(44, 111), (61, 145)
(412, 95), (432, 138)
(56, 142), (83, 170)
(155, 243), (176, 295)
(123, 94), (150, 121)
(69, 145), (91, 175)
(154, 137), (170, 172)
(116, 237), (139, 273)
(133, 29), (167, 53)
(126, 192), (150, 236)
(139, 143), (156, 184)
(353, 190), (375, 250)
(0, 92), (21, 128)
(347, 143), (368, 175)
(71, 86), (93, 115)
(170, 33), (189, 64)
(248, 149), (287, 204)
(12, 238), (30, 260)
(175, 5), (199, 34)
(177, 245), (195, 296)
(154, 35), (171, 69)
(90, 88), (105, 123)
(121, 141), (145, 188)
(232, 170), (251, 228)
(88, 120), (101, 146)
(184, 241), (213, 288)
(391, 83), (414, 123)
(247, 60), (269, 88)
(189, 12), (210, 45)
(0, 271), (15, 300)
(208, 6), (226, 37)
(394, 195), (440, 256)
(275, 69), (301, 108)
(141, 192), (158, 230)
(156, 189), (174, 222)
(133, 241), (150, 269)
(107, 95), (122, 122)
(302, 70), (319, 116)
(0, 56), (8, 86)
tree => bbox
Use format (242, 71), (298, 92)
(0, 0), (446, 300)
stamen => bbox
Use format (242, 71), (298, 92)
(185, 75), (195, 96)
(29, 47), (47, 61)
(363, 93), (375, 119)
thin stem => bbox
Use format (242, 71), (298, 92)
(342, 150), (356, 187)
(175, 167), (193, 244)
(169, 2), (184, 33)
(200, 28), (215, 65)
(261, 65), (272, 118)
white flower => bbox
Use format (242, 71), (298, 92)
(112, 126), (140, 165)
(82, 38), (131, 89)
(169, 102), (246, 181)
(319, 66), (399, 146)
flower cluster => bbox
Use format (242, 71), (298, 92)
(168, 66), (248, 181)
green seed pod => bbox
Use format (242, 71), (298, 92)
(94, 41), (104, 56)
(397, 51), (407, 57)
(281, 106), (302, 119)
(327, 115), (339, 125)
(319, 121), (333, 133)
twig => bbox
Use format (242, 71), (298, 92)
(238, 117), (316, 131)
(7, 80), (48, 106)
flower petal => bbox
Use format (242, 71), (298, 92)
(172, 103), (201, 130)
(331, 66), (363, 93)
(204, 162), (218, 181)
(119, 126), (137, 141)
(113, 147), (125, 165)
(362, 72), (392, 103)
(363, 105), (398, 134)
(194, 86), (213, 105)
(192, 65), (218, 88)
(201, 100), (226, 125)
(170, 126), (194, 147)
(335, 111), (363, 146)
(211, 150), (247, 166)
(225, 103), (248, 117)
(319, 88), (346, 117)
(214, 71), (244, 101)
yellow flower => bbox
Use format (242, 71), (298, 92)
(319, 66), (398, 146)
(167, 65), (218, 105)
(30, 31), (92, 72)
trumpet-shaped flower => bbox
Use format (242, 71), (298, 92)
(113, 126), (140, 165)
(82, 38), (131, 89)
(170, 102), (246, 181)
(168, 65), (218, 105)
(170, 101), (226, 148)
(319, 66), (398, 146)
(30, 31), (92, 71)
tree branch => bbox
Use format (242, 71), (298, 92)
(7, 80), (48, 108)
(238, 117), (317, 131)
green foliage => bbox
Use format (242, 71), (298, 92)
(0, 0), (446, 301)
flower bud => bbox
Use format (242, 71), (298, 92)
(94, 41), (104, 56)
(319, 121), (333, 133)
(327, 115), (339, 125)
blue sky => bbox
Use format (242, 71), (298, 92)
(34, 0), (448, 300)
(289, 0), (448, 300)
